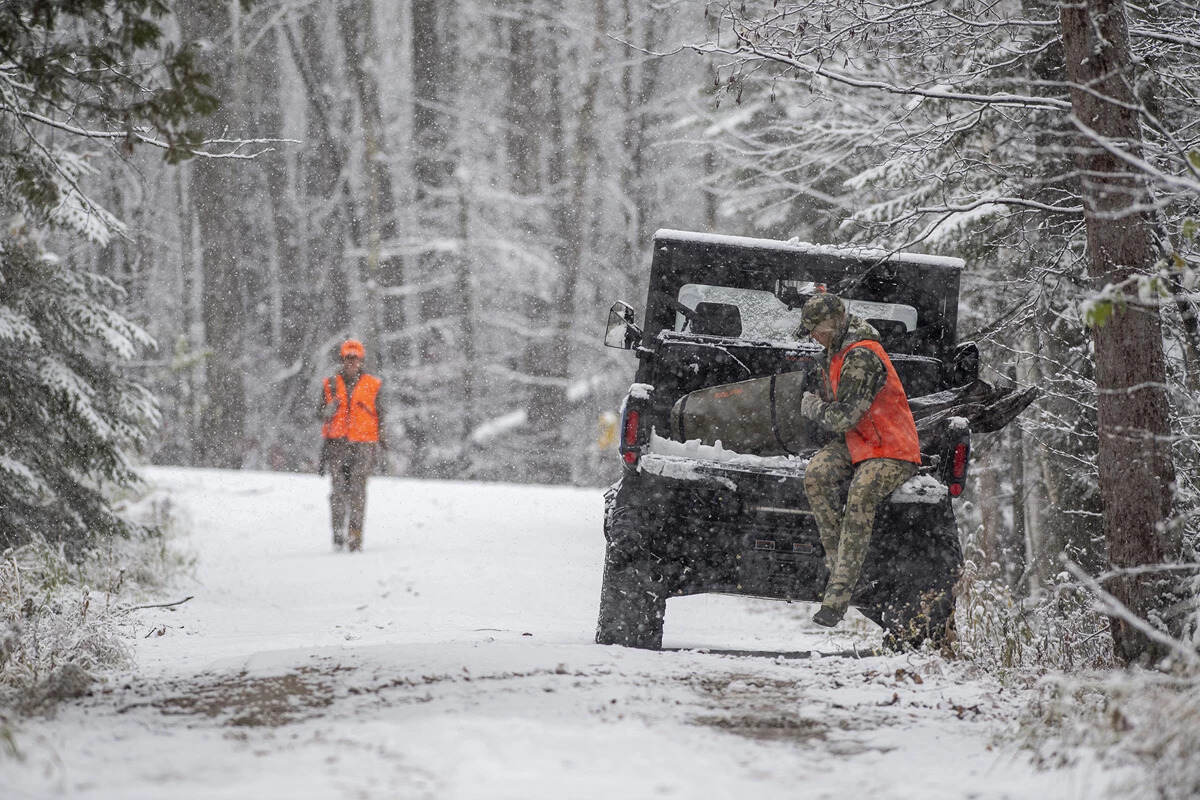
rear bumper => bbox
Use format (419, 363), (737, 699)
(636, 452), (949, 506)
(611, 463), (960, 605)
(637, 451), (808, 497)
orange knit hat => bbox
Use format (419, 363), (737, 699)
(340, 339), (365, 358)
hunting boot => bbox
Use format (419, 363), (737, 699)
(332, 527), (346, 551)
(347, 528), (362, 552)
(812, 605), (844, 627)
(813, 578), (851, 627)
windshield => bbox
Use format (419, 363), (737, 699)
(675, 284), (799, 341)
(675, 282), (919, 343)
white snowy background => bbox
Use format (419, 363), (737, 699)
(2, 467), (1117, 799)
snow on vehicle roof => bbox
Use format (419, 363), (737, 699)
(653, 228), (965, 271)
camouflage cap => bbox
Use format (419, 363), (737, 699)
(798, 292), (845, 336)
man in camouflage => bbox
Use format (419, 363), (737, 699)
(798, 293), (922, 628)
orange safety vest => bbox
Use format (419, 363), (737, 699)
(829, 339), (921, 465)
(321, 373), (381, 443)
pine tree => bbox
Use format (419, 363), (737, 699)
(0, 229), (159, 550)
(0, 0), (218, 549)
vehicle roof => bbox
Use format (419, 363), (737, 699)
(653, 229), (965, 271)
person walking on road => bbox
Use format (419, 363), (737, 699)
(319, 339), (386, 551)
(797, 293), (922, 628)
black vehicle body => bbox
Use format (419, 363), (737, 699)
(597, 229), (1035, 650)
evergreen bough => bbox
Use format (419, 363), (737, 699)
(0, 232), (158, 550)
(0, 0), (219, 550)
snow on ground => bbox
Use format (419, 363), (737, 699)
(3, 467), (1111, 799)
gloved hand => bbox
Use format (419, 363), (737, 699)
(321, 398), (340, 423)
(801, 391), (823, 420)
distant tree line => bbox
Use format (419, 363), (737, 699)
(89, 0), (715, 487)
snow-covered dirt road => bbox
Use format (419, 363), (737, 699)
(4, 467), (1108, 799)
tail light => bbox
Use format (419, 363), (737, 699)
(620, 408), (641, 465)
(948, 441), (970, 497)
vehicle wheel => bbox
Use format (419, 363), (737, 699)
(863, 532), (960, 651)
(595, 547), (667, 649)
(595, 502), (667, 650)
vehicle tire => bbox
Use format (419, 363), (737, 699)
(864, 510), (961, 651)
(595, 546), (667, 649)
(595, 495), (667, 650)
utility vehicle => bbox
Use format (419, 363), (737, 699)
(598, 229), (1035, 650)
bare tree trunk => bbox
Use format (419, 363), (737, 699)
(619, 2), (652, 269)
(409, 0), (457, 476)
(336, 0), (405, 373)
(525, 27), (569, 484)
(176, 164), (206, 464)
(253, 21), (307, 468)
(619, 3), (667, 292)
(1016, 330), (1045, 589)
(178, 0), (253, 469)
(505, 4), (539, 199)
(527, 4), (603, 484)
(974, 452), (1004, 577)
(1010, 414), (1034, 595)
(456, 178), (476, 441)
(1168, 272), (1200, 393)
(283, 7), (356, 337)
(504, 4), (558, 482)
(1060, 0), (1178, 664)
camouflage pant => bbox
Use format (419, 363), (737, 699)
(804, 440), (918, 613)
(327, 440), (377, 536)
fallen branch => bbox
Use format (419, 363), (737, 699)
(122, 595), (194, 614)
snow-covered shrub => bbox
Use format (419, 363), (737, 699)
(953, 559), (1114, 672)
(0, 489), (187, 712)
(1016, 670), (1200, 799)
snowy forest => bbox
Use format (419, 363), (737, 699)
(3, 0), (1200, 794)
(4, 0), (1200, 775)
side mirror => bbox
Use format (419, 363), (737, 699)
(604, 301), (642, 350)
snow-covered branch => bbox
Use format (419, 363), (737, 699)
(1064, 561), (1200, 669)
(693, 39), (1073, 112)
(1067, 114), (1200, 196)
(1130, 27), (1200, 50)
(0, 105), (294, 159)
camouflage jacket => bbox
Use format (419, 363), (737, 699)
(810, 315), (887, 434)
